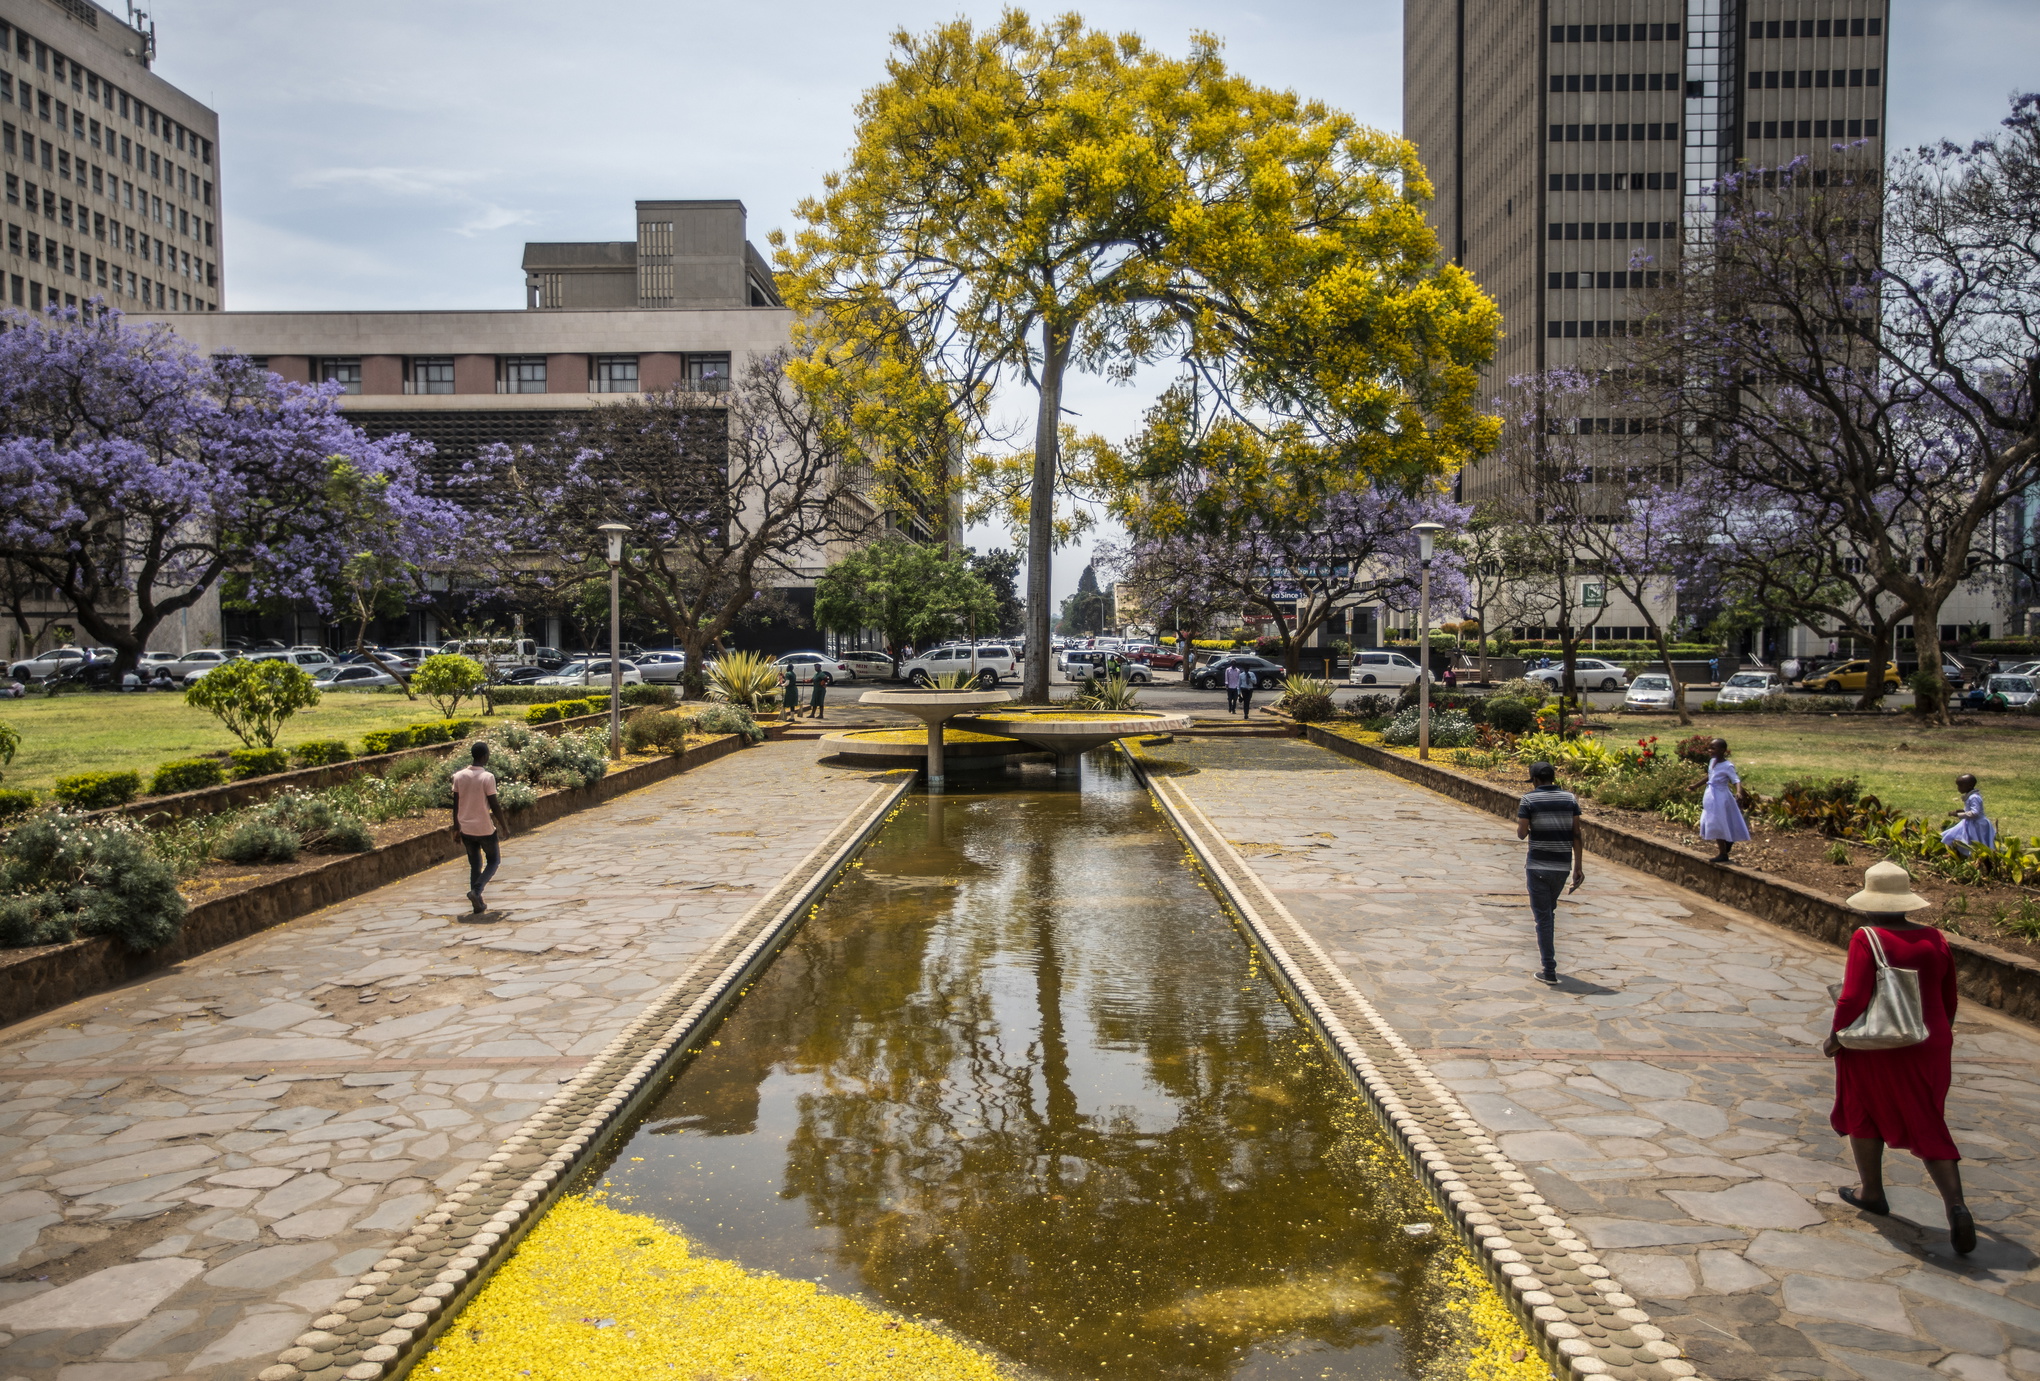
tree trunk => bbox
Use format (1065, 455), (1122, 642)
(679, 626), (708, 701)
(1908, 597), (1954, 726)
(1022, 324), (1068, 705)
(1854, 622), (1894, 711)
(1558, 621), (1580, 738)
(1648, 621), (1689, 726)
(354, 605), (418, 700)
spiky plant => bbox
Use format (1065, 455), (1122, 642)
(706, 651), (782, 711)
(1076, 674), (1141, 711)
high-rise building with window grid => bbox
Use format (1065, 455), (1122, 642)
(0, 0), (222, 317)
(1404, 2), (1889, 500)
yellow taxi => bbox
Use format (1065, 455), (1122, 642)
(1805, 660), (1902, 693)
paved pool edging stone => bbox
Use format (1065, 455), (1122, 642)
(1126, 745), (1697, 1381)
(1304, 724), (2040, 1024)
(253, 771), (914, 1381)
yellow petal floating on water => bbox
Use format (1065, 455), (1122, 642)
(430, 1197), (1013, 1381)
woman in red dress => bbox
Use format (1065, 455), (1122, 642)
(1823, 861), (1975, 1253)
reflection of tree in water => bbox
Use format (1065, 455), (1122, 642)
(642, 782), (1492, 1380)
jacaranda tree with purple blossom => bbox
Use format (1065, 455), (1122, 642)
(463, 349), (882, 697)
(1626, 99), (2040, 720)
(1102, 386), (1469, 675)
(0, 305), (451, 674)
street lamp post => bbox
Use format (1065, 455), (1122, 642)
(1412, 521), (1446, 761)
(597, 523), (630, 760)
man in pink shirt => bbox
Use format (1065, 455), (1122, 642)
(450, 742), (512, 914)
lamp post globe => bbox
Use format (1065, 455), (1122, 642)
(596, 523), (631, 759)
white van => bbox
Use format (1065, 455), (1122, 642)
(1347, 650), (1424, 687)
(899, 644), (1015, 687)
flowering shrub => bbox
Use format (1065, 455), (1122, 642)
(0, 814), (185, 950)
(1382, 707), (1476, 747)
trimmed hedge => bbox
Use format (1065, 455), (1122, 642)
(490, 685), (663, 707)
(361, 728), (413, 755)
(150, 758), (228, 795)
(0, 787), (35, 819)
(291, 739), (352, 768)
(50, 770), (142, 810)
(408, 721), (451, 746)
(228, 747), (290, 780)
(525, 703), (563, 725)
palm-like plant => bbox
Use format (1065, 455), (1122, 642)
(1076, 674), (1141, 711)
(706, 651), (782, 711)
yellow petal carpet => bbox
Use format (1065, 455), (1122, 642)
(423, 1196), (1012, 1380)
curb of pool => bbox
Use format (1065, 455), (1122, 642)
(1122, 745), (1704, 1381)
(255, 771), (917, 1381)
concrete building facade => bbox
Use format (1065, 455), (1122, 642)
(1396, 3), (2025, 665)
(0, 0), (220, 318)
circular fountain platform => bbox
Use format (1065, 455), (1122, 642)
(821, 727), (1025, 772)
(954, 708), (1192, 775)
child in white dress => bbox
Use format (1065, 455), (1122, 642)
(1940, 773), (1995, 856)
(1696, 736), (1750, 862)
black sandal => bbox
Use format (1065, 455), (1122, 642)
(1840, 1186), (1890, 1215)
(1949, 1205), (1977, 1255)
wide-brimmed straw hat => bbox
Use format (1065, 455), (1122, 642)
(1845, 860), (1931, 914)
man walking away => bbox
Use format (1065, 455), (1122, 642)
(451, 742), (512, 915)
(1224, 662), (1240, 714)
(1516, 761), (1582, 984)
(1238, 668), (1258, 720)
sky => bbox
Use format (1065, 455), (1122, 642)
(147, 0), (2039, 612)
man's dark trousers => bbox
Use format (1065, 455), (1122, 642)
(1526, 869), (1563, 973)
(463, 832), (500, 896)
(1239, 685), (1256, 718)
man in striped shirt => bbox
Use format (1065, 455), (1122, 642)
(1516, 761), (1584, 985)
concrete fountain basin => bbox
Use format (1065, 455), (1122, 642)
(952, 708), (1192, 776)
(858, 688), (1016, 787)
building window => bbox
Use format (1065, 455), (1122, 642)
(500, 356), (547, 393)
(594, 355), (639, 393)
(686, 353), (731, 392)
(410, 357), (453, 395)
(318, 358), (362, 394)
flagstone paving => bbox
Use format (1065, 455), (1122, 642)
(0, 741), (892, 1381)
(1159, 735), (2040, 1381)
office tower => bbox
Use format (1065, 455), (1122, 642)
(0, 0), (222, 316)
(1405, 2), (1889, 499)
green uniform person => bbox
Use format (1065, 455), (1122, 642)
(781, 667), (800, 716)
(809, 669), (831, 720)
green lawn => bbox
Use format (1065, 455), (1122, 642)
(0, 689), (467, 793)
(1684, 718), (2040, 838)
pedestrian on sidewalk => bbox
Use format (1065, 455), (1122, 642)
(1939, 774), (1995, 856)
(451, 742), (512, 915)
(1238, 669), (1258, 719)
(1694, 737), (1750, 863)
(1824, 861), (1974, 1254)
(1224, 662), (1241, 714)
(807, 668), (831, 720)
(781, 666), (801, 719)
(1516, 761), (1582, 985)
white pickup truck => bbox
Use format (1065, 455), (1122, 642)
(899, 644), (1015, 687)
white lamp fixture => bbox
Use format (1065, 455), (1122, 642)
(599, 522), (630, 565)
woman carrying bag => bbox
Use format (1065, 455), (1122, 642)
(1824, 861), (1974, 1253)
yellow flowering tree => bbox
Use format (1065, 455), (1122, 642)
(774, 11), (1501, 700)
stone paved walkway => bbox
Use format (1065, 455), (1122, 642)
(0, 742), (891, 1381)
(1157, 736), (2040, 1381)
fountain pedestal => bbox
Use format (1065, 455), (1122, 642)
(858, 688), (1015, 788)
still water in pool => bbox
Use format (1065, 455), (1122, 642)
(584, 757), (1534, 1379)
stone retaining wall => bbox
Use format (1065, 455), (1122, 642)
(1304, 724), (2040, 1024)
(0, 733), (745, 1029)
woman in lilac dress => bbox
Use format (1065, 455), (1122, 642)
(1697, 737), (1750, 863)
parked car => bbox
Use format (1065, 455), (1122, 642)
(8, 647), (100, 682)
(312, 664), (404, 690)
(1963, 675), (2039, 712)
(773, 651), (853, 686)
(1716, 670), (1783, 704)
(838, 649), (896, 680)
(1525, 658), (1630, 692)
(1803, 659), (1901, 694)
(1347, 649), (1424, 688)
(440, 637), (544, 669)
(1623, 673), (1679, 710)
(496, 665), (552, 686)
(900, 645), (1014, 687)
(178, 649), (245, 684)
(1189, 654), (1285, 690)
(534, 660), (643, 687)
(632, 651), (690, 684)
(380, 646), (445, 671)
(1132, 645), (1186, 670)
(1939, 658), (1969, 691)
(533, 646), (569, 671)
(248, 648), (337, 673)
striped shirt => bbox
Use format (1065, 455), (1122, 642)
(1519, 785), (1582, 875)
